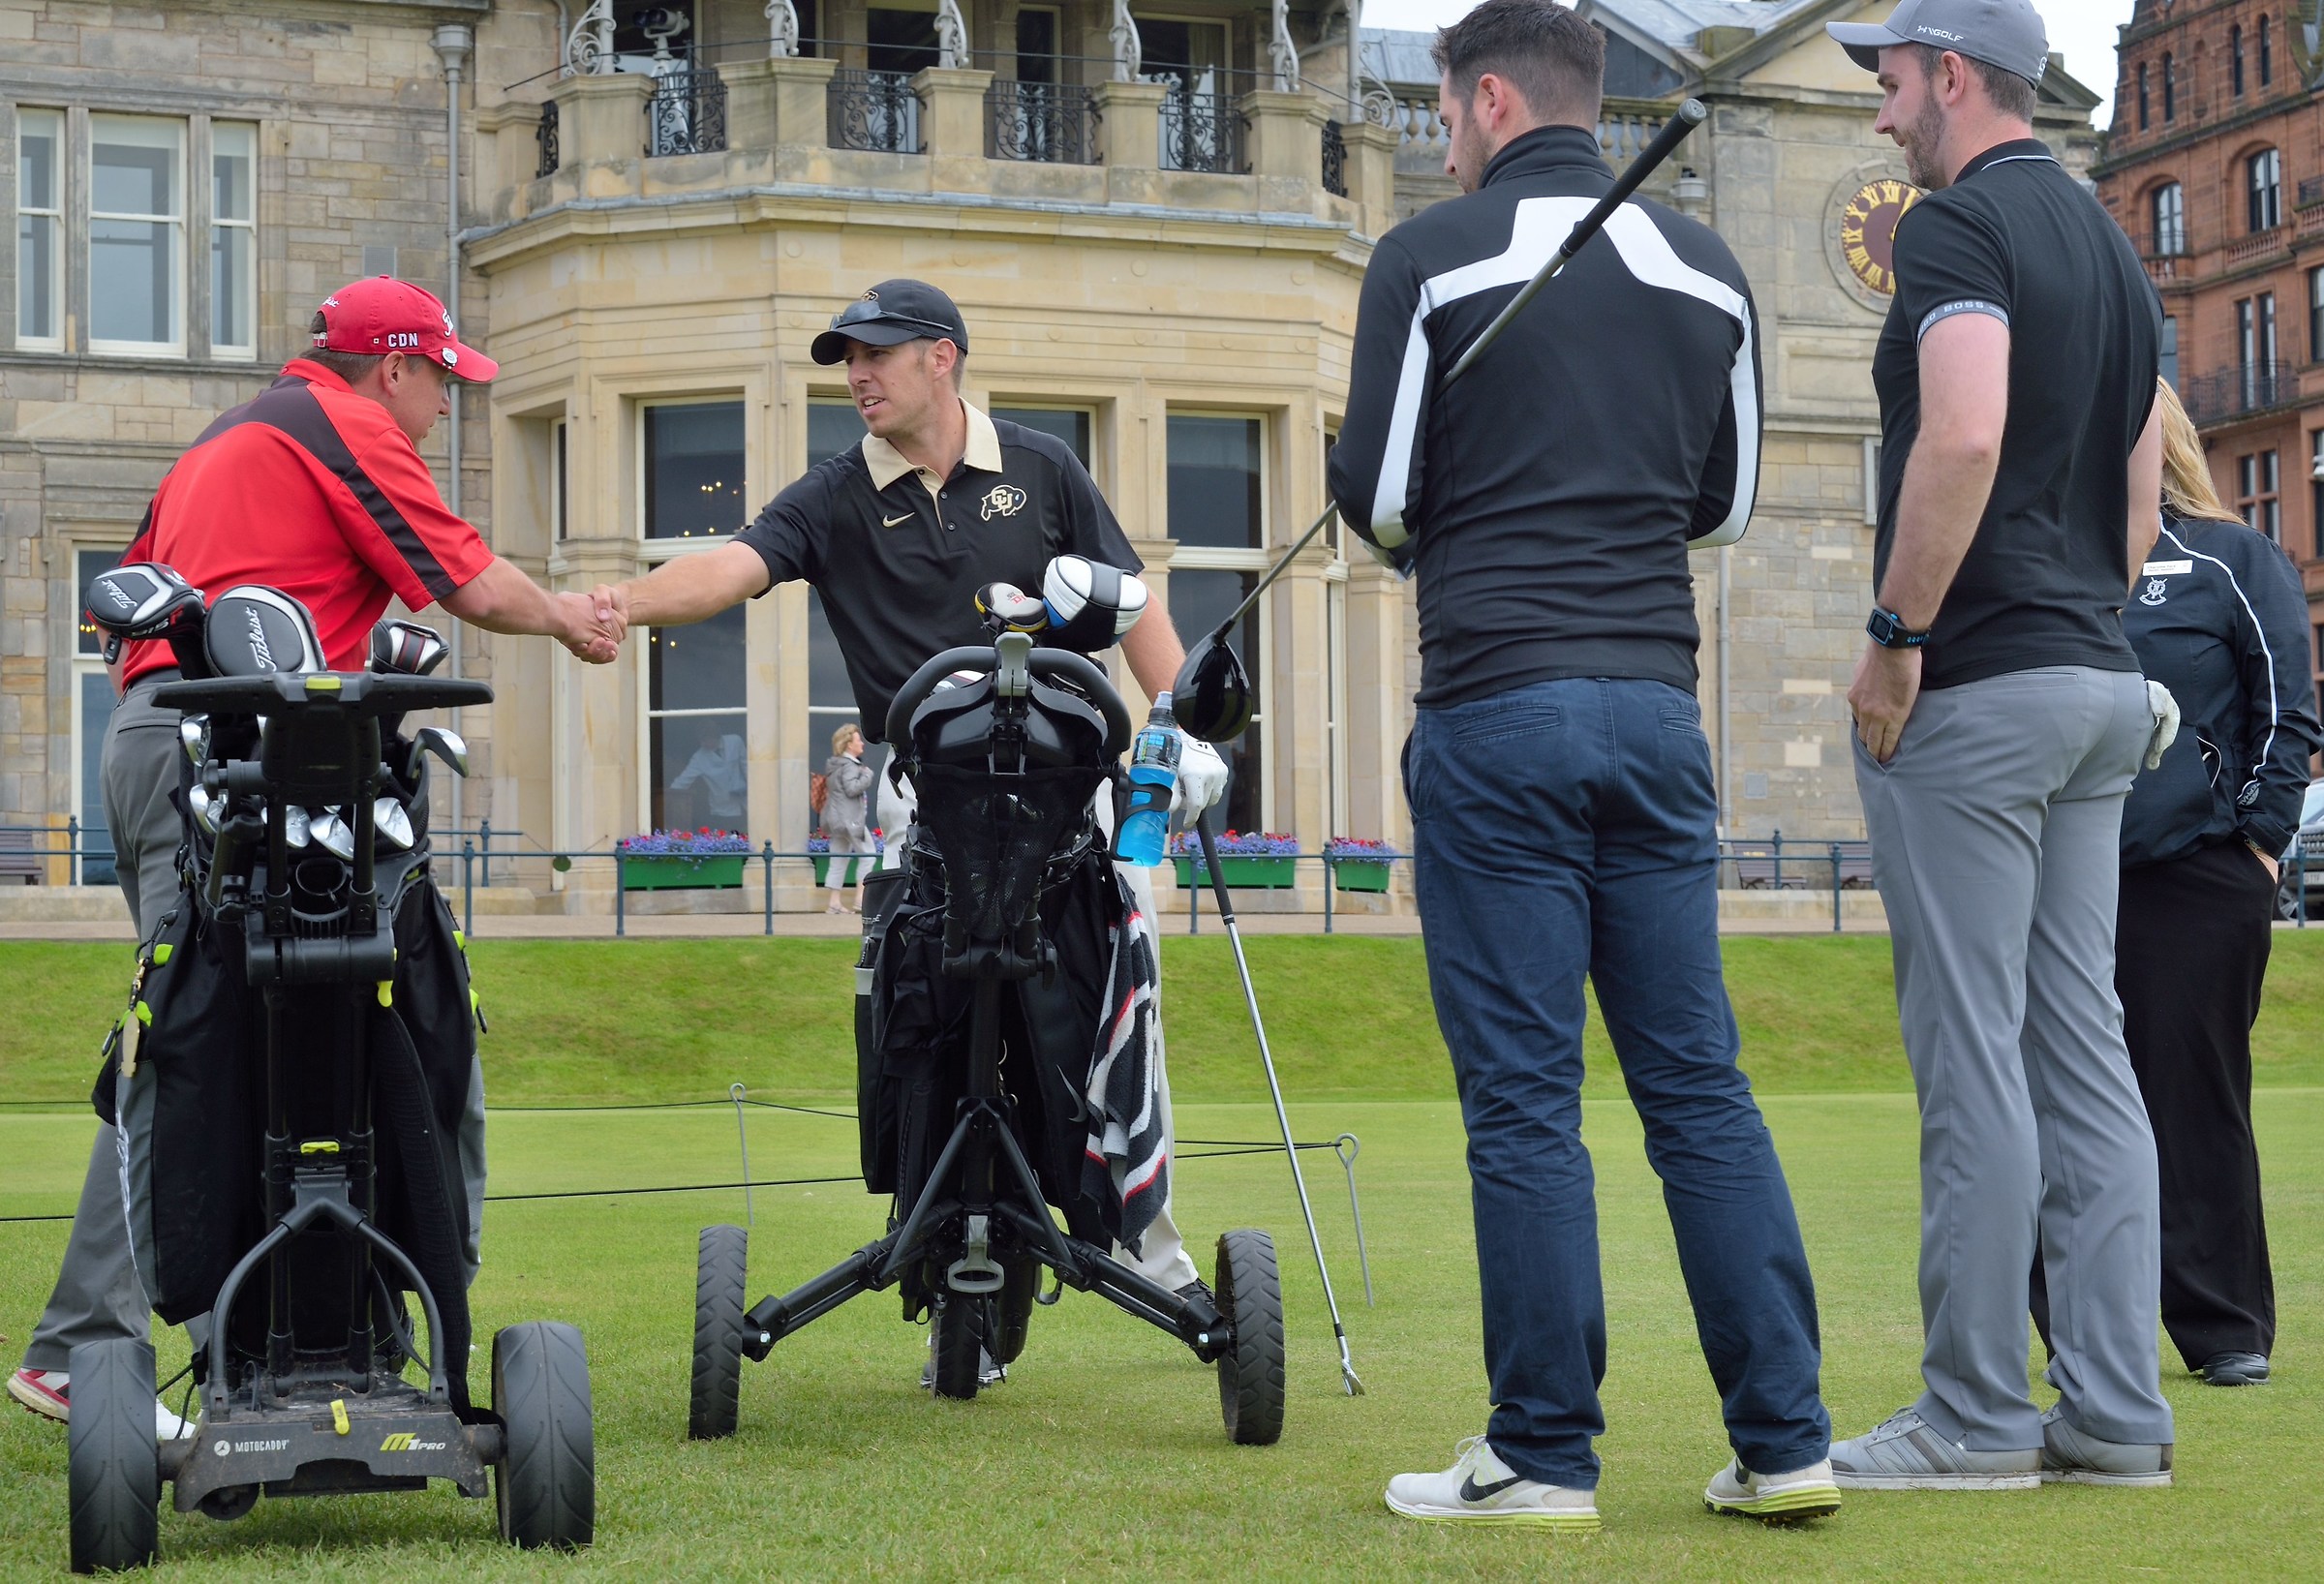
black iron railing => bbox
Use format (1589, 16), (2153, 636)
(829, 69), (922, 154)
(984, 79), (1098, 164)
(646, 67), (728, 157)
(2181, 360), (2293, 424)
(1160, 88), (1245, 174)
(1322, 119), (1347, 196)
(2137, 228), (2186, 258)
(536, 98), (560, 177)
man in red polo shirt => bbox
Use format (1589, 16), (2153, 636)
(7, 278), (619, 1438)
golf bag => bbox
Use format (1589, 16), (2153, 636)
(86, 642), (484, 1407)
(853, 660), (1129, 1322)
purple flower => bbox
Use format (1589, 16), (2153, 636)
(618, 828), (751, 857)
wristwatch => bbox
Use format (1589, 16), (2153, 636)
(1865, 606), (1931, 650)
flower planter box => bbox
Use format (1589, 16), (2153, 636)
(1174, 856), (1298, 890)
(1330, 861), (1392, 893)
(812, 856), (870, 887)
(620, 854), (746, 890)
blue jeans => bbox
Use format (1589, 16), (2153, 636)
(1406, 677), (1830, 1488)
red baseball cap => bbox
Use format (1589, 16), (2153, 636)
(311, 276), (498, 381)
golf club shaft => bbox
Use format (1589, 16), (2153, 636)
(1194, 810), (1365, 1395)
(1444, 97), (1707, 385)
(1204, 98), (1709, 642)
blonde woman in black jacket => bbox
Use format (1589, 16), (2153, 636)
(2034, 379), (2320, 1386)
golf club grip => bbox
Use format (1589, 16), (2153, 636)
(1443, 97), (1707, 387)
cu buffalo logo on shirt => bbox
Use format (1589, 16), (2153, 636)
(981, 484), (1028, 521)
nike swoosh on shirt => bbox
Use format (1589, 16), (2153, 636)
(881, 511), (914, 527)
(1459, 1474), (1524, 1503)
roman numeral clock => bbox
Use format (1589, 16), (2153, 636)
(1829, 173), (1922, 310)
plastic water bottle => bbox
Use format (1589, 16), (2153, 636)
(1116, 693), (1181, 867)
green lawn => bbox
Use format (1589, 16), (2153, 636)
(4, 1096), (2319, 1580)
(7, 931), (2324, 1106)
(3, 937), (2322, 1578)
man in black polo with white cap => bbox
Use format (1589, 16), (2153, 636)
(590, 280), (1229, 1359)
(1824, 0), (2176, 1489)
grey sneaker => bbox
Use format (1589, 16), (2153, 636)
(1829, 1408), (2039, 1490)
(2039, 1408), (2172, 1487)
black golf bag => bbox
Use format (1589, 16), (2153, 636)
(90, 672), (483, 1408)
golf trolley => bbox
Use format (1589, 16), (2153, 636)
(688, 631), (1289, 1445)
(67, 566), (593, 1573)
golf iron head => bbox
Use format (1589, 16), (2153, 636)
(186, 782), (220, 838)
(372, 797), (414, 851)
(178, 715), (209, 768)
(311, 808), (356, 862)
(283, 804), (311, 850)
(410, 726), (470, 780)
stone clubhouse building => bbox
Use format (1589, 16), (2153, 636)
(0, 0), (2104, 916)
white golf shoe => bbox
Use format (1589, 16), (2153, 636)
(1703, 1456), (1843, 1523)
(1384, 1436), (1601, 1530)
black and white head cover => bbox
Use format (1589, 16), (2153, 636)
(204, 586), (325, 677)
(1040, 555), (1148, 654)
(85, 563), (200, 639)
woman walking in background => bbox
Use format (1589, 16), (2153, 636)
(2036, 378), (2321, 1386)
(822, 723), (875, 915)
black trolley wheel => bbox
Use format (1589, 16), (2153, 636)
(493, 1322), (596, 1551)
(66, 1337), (161, 1574)
(1214, 1230), (1287, 1447)
(688, 1225), (749, 1440)
(930, 1291), (988, 1401)
(993, 1256), (1038, 1367)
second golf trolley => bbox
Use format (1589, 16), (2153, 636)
(688, 629), (1289, 1446)
(66, 565), (594, 1573)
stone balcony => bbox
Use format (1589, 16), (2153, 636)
(470, 58), (1398, 247)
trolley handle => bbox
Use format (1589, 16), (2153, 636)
(884, 645), (1132, 758)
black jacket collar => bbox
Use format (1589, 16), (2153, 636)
(1955, 137), (2057, 184)
(1480, 125), (1614, 189)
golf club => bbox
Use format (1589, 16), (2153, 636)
(1171, 100), (1711, 736)
(179, 715), (209, 768)
(1191, 806), (1365, 1398)
(83, 563), (211, 678)
(284, 804), (312, 851)
(312, 808), (356, 862)
(374, 796), (415, 852)
(410, 725), (470, 782)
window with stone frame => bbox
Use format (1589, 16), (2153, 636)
(2232, 23), (2245, 96)
(2260, 14), (2274, 85)
(2237, 449), (2281, 543)
(2248, 146), (2283, 232)
(2152, 181), (2186, 255)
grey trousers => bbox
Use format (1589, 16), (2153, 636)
(21, 678), (185, 1372)
(24, 676), (488, 1374)
(1855, 664), (2174, 1450)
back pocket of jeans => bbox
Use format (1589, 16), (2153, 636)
(1452, 706), (1562, 745)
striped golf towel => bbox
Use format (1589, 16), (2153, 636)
(1081, 873), (1166, 1253)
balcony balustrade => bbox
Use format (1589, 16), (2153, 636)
(984, 79), (1098, 165)
(645, 68), (727, 157)
(828, 68), (920, 155)
(2181, 360), (2293, 425)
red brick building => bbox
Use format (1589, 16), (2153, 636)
(2095, 0), (2324, 713)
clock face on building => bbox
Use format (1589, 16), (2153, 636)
(1839, 178), (1922, 295)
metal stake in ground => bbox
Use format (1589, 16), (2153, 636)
(1193, 807), (1364, 1396)
(731, 1081), (754, 1226)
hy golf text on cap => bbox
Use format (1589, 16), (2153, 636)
(810, 279), (970, 365)
(1827, 0), (2050, 86)
(311, 277), (499, 381)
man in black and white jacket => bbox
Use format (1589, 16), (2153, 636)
(1329, 0), (1834, 1534)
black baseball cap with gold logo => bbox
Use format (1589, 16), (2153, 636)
(810, 279), (970, 364)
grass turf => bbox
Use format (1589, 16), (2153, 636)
(6, 930), (2324, 1105)
(3, 1094), (2319, 1580)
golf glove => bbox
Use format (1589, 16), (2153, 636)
(1171, 734), (1229, 817)
(2144, 679), (2181, 771)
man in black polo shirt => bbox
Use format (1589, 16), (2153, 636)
(1824, 0), (2175, 1490)
(591, 280), (1225, 1316)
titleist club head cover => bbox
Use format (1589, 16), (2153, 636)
(204, 586), (325, 677)
(370, 619), (449, 676)
(1041, 555), (1148, 654)
(86, 562), (206, 664)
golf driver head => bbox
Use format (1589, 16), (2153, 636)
(372, 796), (414, 851)
(370, 619), (449, 677)
(311, 808), (355, 862)
(186, 782), (220, 838)
(1171, 637), (1254, 744)
(178, 715), (210, 768)
(284, 804), (312, 850)
(411, 725), (470, 780)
